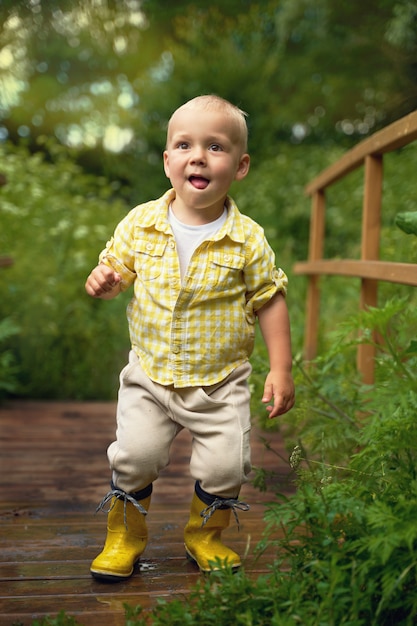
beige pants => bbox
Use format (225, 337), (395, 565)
(107, 351), (252, 498)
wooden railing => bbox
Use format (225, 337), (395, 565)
(293, 110), (417, 384)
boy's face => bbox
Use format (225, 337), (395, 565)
(163, 106), (250, 223)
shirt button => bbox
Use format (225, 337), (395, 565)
(169, 241), (175, 248)
(146, 243), (153, 250)
(172, 345), (180, 354)
(224, 255), (231, 262)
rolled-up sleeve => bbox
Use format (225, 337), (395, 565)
(244, 232), (288, 322)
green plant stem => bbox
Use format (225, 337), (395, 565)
(296, 360), (357, 426)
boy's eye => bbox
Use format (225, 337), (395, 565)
(209, 144), (222, 152)
(177, 142), (189, 149)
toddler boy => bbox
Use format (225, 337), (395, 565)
(85, 95), (295, 580)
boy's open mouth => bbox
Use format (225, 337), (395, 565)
(189, 175), (209, 190)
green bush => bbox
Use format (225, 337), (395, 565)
(0, 139), (131, 399)
(30, 611), (81, 626)
(265, 299), (417, 624)
(0, 316), (20, 400)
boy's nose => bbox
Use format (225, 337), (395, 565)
(190, 148), (206, 165)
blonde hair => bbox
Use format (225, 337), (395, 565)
(167, 95), (248, 152)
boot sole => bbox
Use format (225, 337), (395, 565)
(90, 561), (139, 583)
(91, 570), (132, 583)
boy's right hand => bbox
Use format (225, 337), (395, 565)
(85, 264), (121, 299)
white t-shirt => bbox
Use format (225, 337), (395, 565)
(168, 205), (227, 280)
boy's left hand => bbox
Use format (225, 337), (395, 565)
(262, 370), (295, 419)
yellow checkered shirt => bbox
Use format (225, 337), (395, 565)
(99, 188), (288, 387)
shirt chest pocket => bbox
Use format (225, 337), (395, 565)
(208, 250), (245, 291)
(134, 239), (167, 280)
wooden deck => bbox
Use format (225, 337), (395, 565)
(0, 400), (293, 625)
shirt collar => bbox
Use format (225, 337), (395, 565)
(135, 188), (246, 243)
(211, 196), (246, 244)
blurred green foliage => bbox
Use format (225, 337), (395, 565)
(1, 1), (417, 201)
(0, 317), (20, 399)
(0, 0), (417, 399)
(0, 140), (131, 399)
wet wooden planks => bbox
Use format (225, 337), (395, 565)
(0, 400), (293, 625)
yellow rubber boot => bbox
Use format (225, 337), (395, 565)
(91, 489), (151, 582)
(184, 488), (248, 573)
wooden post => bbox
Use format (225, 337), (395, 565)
(358, 154), (383, 383)
(304, 189), (326, 361)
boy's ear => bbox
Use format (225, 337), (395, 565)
(235, 153), (250, 181)
(163, 150), (170, 178)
